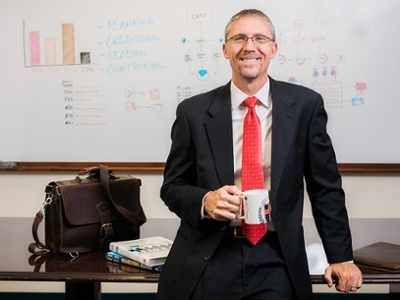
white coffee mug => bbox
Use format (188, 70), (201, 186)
(237, 189), (270, 224)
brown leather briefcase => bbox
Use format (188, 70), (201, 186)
(29, 165), (147, 257)
(353, 242), (400, 273)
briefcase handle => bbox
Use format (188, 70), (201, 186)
(76, 165), (118, 181)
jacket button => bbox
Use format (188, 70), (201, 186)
(221, 225), (227, 231)
(203, 255), (210, 261)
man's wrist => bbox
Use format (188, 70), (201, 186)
(200, 191), (212, 219)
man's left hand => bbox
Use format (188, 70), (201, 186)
(324, 262), (363, 293)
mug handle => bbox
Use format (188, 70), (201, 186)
(236, 196), (245, 220)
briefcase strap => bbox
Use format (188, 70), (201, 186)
(96, 201), (114, 247)
(99, 164), (147, 227)
(28, 210), (50, 256)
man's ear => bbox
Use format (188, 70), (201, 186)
(222, 43), (229, 59)
(270, 42), (278, 59)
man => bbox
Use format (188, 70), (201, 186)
(157, 9), (362, 300)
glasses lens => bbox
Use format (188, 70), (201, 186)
(233, 35), (246, 43)
(253, 35), (268, 43)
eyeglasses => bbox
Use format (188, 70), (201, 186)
(226, 34), (275, 44)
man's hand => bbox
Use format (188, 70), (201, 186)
(324, 262), (363, 293)
(204, 185), (242, 221)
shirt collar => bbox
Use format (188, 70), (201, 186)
(231, 79), (270, 110)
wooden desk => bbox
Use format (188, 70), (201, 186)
(0, 218), (399, 300)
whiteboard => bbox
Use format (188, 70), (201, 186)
(1, 0), (399, 163)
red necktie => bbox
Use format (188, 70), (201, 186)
(241, 96), (266, 245)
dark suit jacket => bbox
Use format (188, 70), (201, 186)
(157, 77), (353, 300)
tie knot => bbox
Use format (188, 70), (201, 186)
(244, 96), (259, 109)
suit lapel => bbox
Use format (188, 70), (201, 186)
(269, 78), (298, 201)
(204, 82), (235, 186)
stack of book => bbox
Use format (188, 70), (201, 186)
(106, 236), (173, 273)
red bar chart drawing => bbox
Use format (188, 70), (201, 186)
(24, 20), (93, 67)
